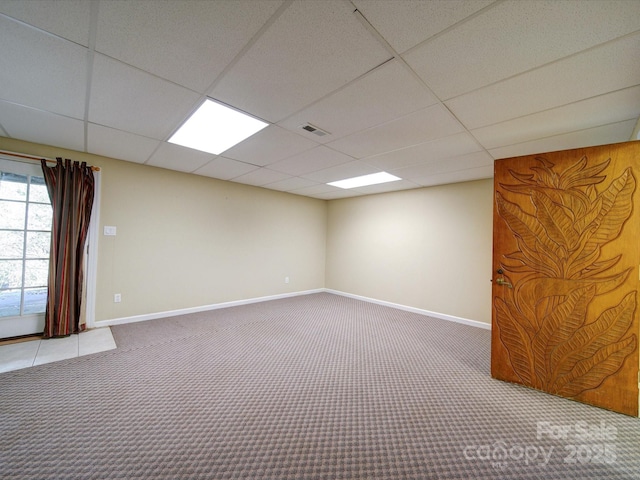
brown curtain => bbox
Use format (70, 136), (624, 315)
(41, 158), (95, 338)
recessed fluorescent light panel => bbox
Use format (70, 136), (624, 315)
(169, 99), (268, 155)
(328, 172), (401, 189)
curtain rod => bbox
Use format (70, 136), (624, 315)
(0, 150), (101, 171)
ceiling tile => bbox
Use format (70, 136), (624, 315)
(471, 86), (640, 150)
(392, 151), (494, 178)
(279, 59), (438, 142)
(327, 104), (465, 159)
(89, 54), (201, 140)
(1, 0), (637, 200)
(289, 183), (340, 196)
(261, 176), (319, 192)
(0, 100), (84, 152)
(446, 32), (640, 130)
(414, 165), (494, 187)
(363, 132), (483, 171)
(268, 146), (354, 177)
(300, 160), (380, 184)
(87, 123), (160, 164)
(193, 156), (258, 180)
(146, 142), (214, 173)
(313, 189), (363, 200)
(222, 125), (318, 166)
(0, 0), (92, 46)
(489, 119), (637, 160)
(352, 179), (420, 196)
(95, 0), (283, 93)
(231, 168), (290, 187)
(405, 0), (640, 99)
(210, 0), (391, 122)
(353, 0), (494, 54)
(0, 15), (87, 118)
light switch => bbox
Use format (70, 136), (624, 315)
(104, 226), (117, 236)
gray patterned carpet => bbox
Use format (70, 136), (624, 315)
(1, 292), (639, 479)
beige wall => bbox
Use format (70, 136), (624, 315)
(0, 138), (327, 322)
(1, 137), (494, 326)
(325, 179), (494, 324)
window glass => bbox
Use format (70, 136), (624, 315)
(27, 203), (53, 231)
(0, 260), (23, 288)
(29, 177), (49, 203)
(24, 259), (48, 287)
(0, 172), (27, 201)
(23, 287), (47, 315)
(0, 201), (26, 229)
(0, 289), (21, 317)
(0, 231), (24, 258)
(26, 231), (50, 258)
(0, 165), (52, 318)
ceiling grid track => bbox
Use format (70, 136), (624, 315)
(350, 6), (493, 162)
(83, 0), (100, 153)
(1, 0), (637, 198)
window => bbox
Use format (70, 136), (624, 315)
(0, 161), (52, 320)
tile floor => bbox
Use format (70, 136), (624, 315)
(0, 327), (116, 373)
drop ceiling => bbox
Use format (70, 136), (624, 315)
(0, 0), (638, 200)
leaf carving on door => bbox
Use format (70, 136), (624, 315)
(494, 155), (637, 397)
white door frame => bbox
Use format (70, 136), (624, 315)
(84, 169), (100, 329)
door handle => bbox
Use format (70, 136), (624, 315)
(496, 278), (513, 288)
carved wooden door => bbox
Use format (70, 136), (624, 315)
(492, 141), (640, 416)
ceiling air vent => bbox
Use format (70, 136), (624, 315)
(300, 123), (330, 137)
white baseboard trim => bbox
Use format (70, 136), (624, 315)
(94, 289), (325, 328)
(324, 289), (491, 330)
(94, 288), (490, 331)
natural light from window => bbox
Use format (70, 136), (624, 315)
(169, 99), (269, 155)
(0, 168), (51, 319)
(328, 172), (401, 189)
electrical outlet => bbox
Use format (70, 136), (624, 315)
(114, 293), (121, 303)
(285, 276), (290, 284)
